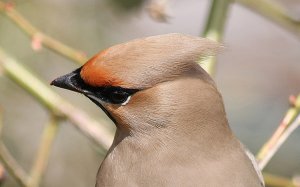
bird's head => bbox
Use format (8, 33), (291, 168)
(51, 33), (224, 136)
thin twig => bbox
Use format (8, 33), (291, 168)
(200, 0), (231, 75)
(28, 115), (60, 187)
(256, 94), (300, 170)
(0, 48), (113, 150)
(0, 102), (28, 187)
(236, 0), (300, 38)
(0, 142), (29, 186)
(258, 113), (300, 170)
(263, 172), (296, 187)
(0, 1), (87, 64)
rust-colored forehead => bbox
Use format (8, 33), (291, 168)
(80, 50), (128, 87)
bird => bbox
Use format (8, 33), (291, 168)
(51, 33), (264, 187)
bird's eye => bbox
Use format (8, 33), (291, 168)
(109, 90), (130, 104)
(91, 86), (139, 105)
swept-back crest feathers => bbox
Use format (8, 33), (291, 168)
(80, 33), (221, 88)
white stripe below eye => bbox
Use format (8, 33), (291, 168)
(88, 94), (131, 106)
(121, 96), (131, 106)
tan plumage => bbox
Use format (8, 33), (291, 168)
(51, 33), (264, 187)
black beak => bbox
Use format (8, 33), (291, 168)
(51, 68), (91, 95)
(51, 67), (118, 124)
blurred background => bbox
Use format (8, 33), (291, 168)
(0, 0), (299, 186)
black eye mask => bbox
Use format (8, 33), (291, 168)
(51, 67), (140, 105)
(88, 86), (139, 104)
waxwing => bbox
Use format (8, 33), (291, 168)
(51, 33), (264, 187)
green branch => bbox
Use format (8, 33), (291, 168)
(0, 48), (113, 150)
(0, 109), (28, 186)
(257, 94), (300, 169)
(28, 115), (59, 187)
(263, 172), (296, 187)
(0, 142), (29, 187)
(200, 0), (231, 75)
(0, 1), (87, 64)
